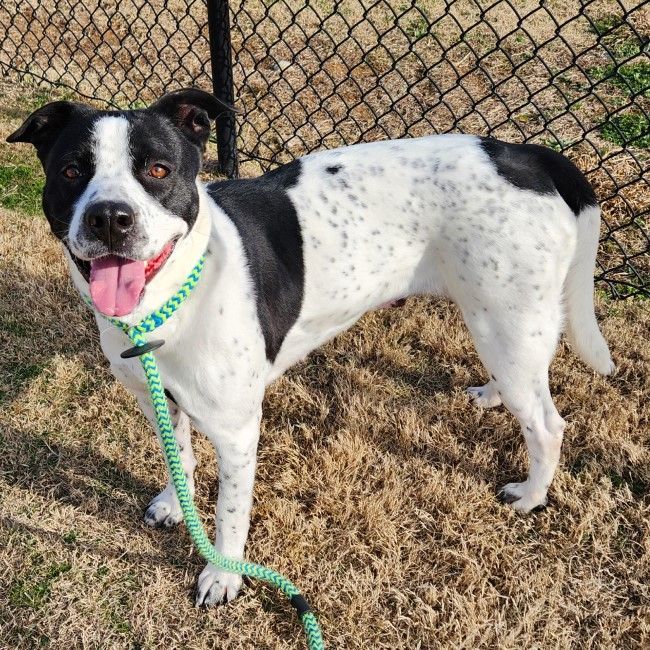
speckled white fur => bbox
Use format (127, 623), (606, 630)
(65, 129), (613, 605)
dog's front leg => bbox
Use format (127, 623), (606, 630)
(195, 409), (261, 606)
(101, 327), (198, 528)
(118, 381), (198, 528)
(136, 393), (198, 528)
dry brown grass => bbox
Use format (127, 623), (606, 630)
(1, 107), (649, 647)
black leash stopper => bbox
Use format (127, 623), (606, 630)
(120, 339), (165, 359)
(290, 594), (312, 618)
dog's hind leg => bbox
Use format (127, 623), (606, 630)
(461, 295), (566, 513)
(500, 372), (565, 513)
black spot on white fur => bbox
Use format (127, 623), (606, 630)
(207, 160), (304, 362)
(480, 138), (597, 216)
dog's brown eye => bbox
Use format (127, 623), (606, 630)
(62, 164), (81, 179)
(149, 163), (170, 179)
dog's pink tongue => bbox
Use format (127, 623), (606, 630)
(90, 255), (146, 317)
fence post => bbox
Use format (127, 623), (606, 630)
(207, 0), (238, 178)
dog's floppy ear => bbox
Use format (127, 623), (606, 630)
(7, 101), (83, 150)
(149, 88), (237, 149)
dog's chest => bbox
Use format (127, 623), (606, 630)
(156, 291), (267, 431)
(100, 263), (267, 432)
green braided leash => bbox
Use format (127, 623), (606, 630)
(87, 254), (325, 650)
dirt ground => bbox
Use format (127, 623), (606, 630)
(0, 88), (649, 648)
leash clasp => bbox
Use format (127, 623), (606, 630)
(120, 339), (165, 359)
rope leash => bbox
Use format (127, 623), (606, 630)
(86, 255), (325, 650)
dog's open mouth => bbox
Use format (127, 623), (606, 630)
(86, 240), (176, 317)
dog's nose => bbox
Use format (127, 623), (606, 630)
(84, 201), (136, 247)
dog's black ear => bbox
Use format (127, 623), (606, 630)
(7, 101), (83, 149)
(149, 88), (237, 149)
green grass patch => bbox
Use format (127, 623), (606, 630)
(608, 470), (648, 497)
(398, 2), (429, 41)
(101, 574), (138, 635)
(109, 614), (132, 635)
(6, 362), (44, 383)
(96, 565), (110, 578)
(589, 14), (624, 36)
(19, 88), (69, 112)
(589, 61), (650, 97)
(62, 530), (78, 545)
(600, 113), (650, 148)
(9, 562), (72, 609)
(12, 629), (50, 648)
(589, 12), (646, 61)
(0, 160), (44, 215)
(612, 37), (645, 59)
(16, 83), (76, 112)
(0, 362), (45, 404)
(0, 314), (32, 337)
(540, 136), (577, 152)
(597, 277), (650, 302)
(612, 280), (650, 299)
(404, 15), (429, 41)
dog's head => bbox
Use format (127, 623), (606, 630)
(7, 88), (233, 317)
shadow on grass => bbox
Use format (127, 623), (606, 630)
(1, 426), (160, 514)
(0, 261), (178, 549)
(0, 262), (97, 405)
(275, 339), (521, 490)
(0, 513), (195, 569)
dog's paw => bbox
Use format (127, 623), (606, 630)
(143, 488), (183, 528)
(603, 359), (616, 377)
(195, 564), (243, 606)
(498, 481), (547, 513)
(467, 384), (502, 408)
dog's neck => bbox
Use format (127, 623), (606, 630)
(65, 182), (213, 327)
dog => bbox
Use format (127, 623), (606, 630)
(7, 87), (614, 606)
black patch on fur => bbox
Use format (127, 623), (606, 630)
(207, 160), (304, 362)
(64, 244), (91, 281)
(479, 138), (597, 216)
(32, 108), (103, 240)
(125, 110), (203, 232)
(325, 165), (342, 174)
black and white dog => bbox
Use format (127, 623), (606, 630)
(8, 88), (614, 605)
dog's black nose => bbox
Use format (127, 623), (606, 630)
(84, 201), (136, 248)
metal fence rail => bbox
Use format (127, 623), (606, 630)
(0, 0), (648, 297)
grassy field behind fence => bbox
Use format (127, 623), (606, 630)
(0, 0), (648, 294)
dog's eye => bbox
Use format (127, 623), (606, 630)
(148, 163), (170, 179)
(62, 164), (82, 180)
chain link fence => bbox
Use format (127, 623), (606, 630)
(1, 0), (648, 297)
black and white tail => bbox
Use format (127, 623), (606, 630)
(565, 205), (615, 375)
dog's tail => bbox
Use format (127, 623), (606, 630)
(564, 204), (614, 375)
